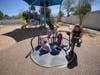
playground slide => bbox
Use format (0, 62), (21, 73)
(20, 17), (28, 29)
(46, 21), (54, 30)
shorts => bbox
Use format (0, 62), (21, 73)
(71, 37), (79, 44)
(71, 37), (82, 47)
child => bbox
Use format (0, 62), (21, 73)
(50, 33), (63, 55)
(39, 38), (51, 56)
(56, 33), (63, 46)
(71, 25), (83, 51)
(35, 36), (43, 50)
(54, 28), (59, 37)
(52, 27), (59, 43)
(47, 29), (52, 42)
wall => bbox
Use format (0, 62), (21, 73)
(61, 11), (100, 30)
(0, 19), (22, 25)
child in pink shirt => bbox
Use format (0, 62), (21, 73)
(56, 33), (63, 46)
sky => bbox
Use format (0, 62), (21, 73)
(0, 0), (100, 16)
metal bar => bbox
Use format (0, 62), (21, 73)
(44, 2), (46, 27)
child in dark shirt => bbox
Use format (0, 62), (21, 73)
(71, 25), (83, 51)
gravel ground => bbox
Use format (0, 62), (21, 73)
(0, 25), (100, 75)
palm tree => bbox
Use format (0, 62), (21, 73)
(78, 0), (94, 6)
(73, 0), (95, 25)
(30, 5), (36, 12)
(58, 4), (64, 22)
(58, 4), (62, 21)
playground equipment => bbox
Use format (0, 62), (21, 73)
(46, 20), (55, 30)
(40, 13), (46, 27)
(24, 0), (63, 28)
(23, 0), (77, 68)
(20, 13), (28, 29)
(29, 32), (76, 68)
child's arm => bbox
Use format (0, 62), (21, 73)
(70, 30), (74, 39)
(79, 26), (83, 39)
(75, 31), (83, 39)
(78, 33), (83, 39)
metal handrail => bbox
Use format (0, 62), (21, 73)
(30, 32), (71, 52)
(31, 37), (35, 50)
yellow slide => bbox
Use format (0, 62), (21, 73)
(54, 23), (60, 28)
(19, 13), (28, 29)
(50, 19), (60, 28)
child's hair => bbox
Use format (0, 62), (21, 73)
(44, 40), (47, 44)
(58, 33), (63, 38)
(38, 36), (42, 40)
(73, 25), (82, 31)
(43, 38), (48, 44)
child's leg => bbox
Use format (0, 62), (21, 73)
(35, 45), (41, 51)
(39, 49), (49, 56)
(47, 36), (51, 43)
(71, 38), (76, 51)
(71, 43), (75, 51)
(35, 36), (42, 50)
(54, 37), (56, 43)
(76, 39), (82, 47)
(51, 37), (54, 44)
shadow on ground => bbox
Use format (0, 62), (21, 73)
(3, 27), (47, 42)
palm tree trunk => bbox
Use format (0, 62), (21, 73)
(59, 4), (62, 22)
(67, 9), (70, 17)
(79, 15), (83, 26)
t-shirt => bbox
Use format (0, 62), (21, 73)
(72, 30), (82, 37)
(53, 30), (58, 38)
(44, 43), (51, 52)
(57, 37), (62, 45)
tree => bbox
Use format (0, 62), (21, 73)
(30, 5), (36, 13)
(46, 7), (51, 18)
(62, 0), (74, 16)
(4, 14), (9, 19)
(73, 0), (94, 25)
(78, 0), (94, 6)
(32, 12), (40, 20)
(58, 10), (64, 22)
(31, 5), (35, 11)
(57, 4), (65, 22)
(0, 11), (4, 20)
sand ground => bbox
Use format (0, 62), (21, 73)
(0, 24), (100, 75)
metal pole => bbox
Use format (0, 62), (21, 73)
(29, 6), (31, 24)
(43, 3), (46, 27)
